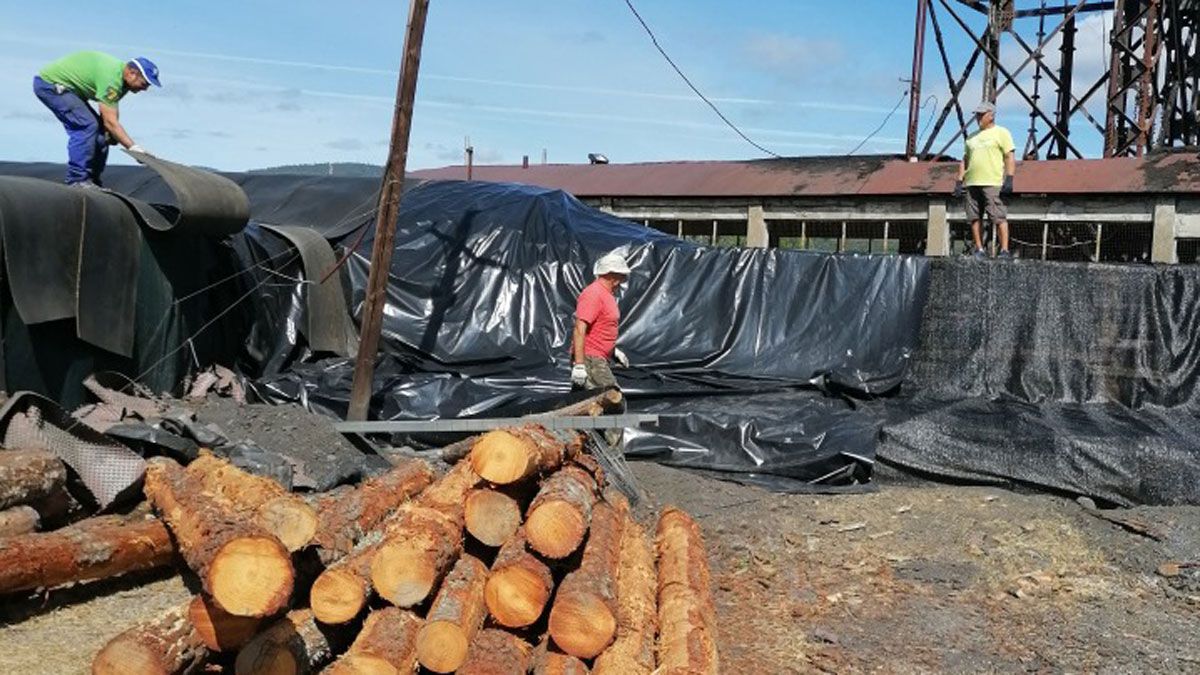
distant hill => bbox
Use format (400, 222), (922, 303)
(248, 162), (384, 177)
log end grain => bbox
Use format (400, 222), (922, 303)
(92, 636), (172, 675)
(210, 536), (294, 617)
(189, 594), (262, 652)
(234, 638), (298, 675)
(525, 501), (587, 559)
(311, 567), (368, 625)
(484, 564), (552, 628)
(548, 592), (617, 660)
(370, 543), (437, 608)
(469, 430), (536, 484)
(255, 497), (319, 552)
(463, 489), (521, 547)
(414, 620), (470, 674)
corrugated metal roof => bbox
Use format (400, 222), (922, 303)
(410, 153), (1200, 197)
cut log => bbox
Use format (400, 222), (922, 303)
(92, 600), (208, 675)
(414, 554), (489, 674)
(0, 449), (66, 510)
(144, 458), (293, 617)
(310, 458), (433, 564)
(464, 488), (521, 547)
(323, 607), (421, 675)
(655, 507), (718, 675)
(468, 426), (583, 485)
(531, 640), (590, 675)
(456, 629), (532, 675)
(310, 538), (379, 624)
(189, 594), (262, 652)
(314, 462), (475, 622)
(0, 505), (39, 538)
(592, 516), (657, 675)
(484, 527), (554, 628)
(369, 462), (476, 608)
(547, 500), (625, 659)
(0, 511), (173, 594)
(188, 452), (318, 552)
(525, 465), (598, 559)
(442, 389), (623, 463)
(236, 609), (347, 675)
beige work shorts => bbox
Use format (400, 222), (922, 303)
(964, 185), (1008, 223)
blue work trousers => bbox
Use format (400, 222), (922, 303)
(32, 76), (110, 185)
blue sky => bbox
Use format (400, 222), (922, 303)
(0, 1), (1112, 171)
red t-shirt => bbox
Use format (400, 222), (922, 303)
(575, 280), (619, 359)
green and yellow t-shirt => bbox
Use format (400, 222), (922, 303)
(963, 125), (1014, 187)
(39, 51), (127, 108)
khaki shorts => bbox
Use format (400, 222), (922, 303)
(583, 356), (617, 390)
(964, 185), (1008, 223)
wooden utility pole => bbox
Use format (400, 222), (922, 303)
(347, 0), (431, 421)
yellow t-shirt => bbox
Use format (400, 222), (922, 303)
(963, 125), (1014, 187)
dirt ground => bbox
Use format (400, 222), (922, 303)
(1, 453), (1197, 673)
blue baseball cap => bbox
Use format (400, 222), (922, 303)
(129, 57), (161, 87)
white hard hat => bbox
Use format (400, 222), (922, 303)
(593, 252), (631, 277)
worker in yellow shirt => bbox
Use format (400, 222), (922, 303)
(954, 102), (1016, 259)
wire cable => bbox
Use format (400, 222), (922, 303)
(621, 0), (783, 159)
(846, 90), (908, 156)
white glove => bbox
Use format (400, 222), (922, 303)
(571, 363), (588, 387)
(127, 144), (150, 156)
(613, 348), (629, 368)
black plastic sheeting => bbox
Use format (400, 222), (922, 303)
(255, 180), (930, 492)
(878, 259), (1200, 506)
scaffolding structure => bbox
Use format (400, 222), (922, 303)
(908, 0), (1200, 159)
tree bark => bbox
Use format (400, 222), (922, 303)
(310, 458), (433, 565)
(235, 609), (347, 675)
(456, 629), (532, 675)
(0, 511), (173, 594)
(144, 458), (293, 618)
(369, 462), (476, 608)
(468, 426), (583, 485)
(0, 449), (66, 510)
(415, 554), (489, 674)
(323, 606), (421, 675)
(187, 452), (318, 552)
(92, 600), (208, 675)
(0, 505), (39, 538)
(655, 507), (718, 675)
(593, 516), (657, 675)
(548, 500), (625, 659)
(484, 527), (554, 628)
(188, 594), (262, 652)
(463, 487), (521, 548)
(310, 536), (381, 625)
(525, 465), (597, 559)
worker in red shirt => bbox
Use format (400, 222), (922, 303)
(571, 252), (631, 391)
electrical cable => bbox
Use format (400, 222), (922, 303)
(846, 90), (909, 156)
(621, 0), (783, 159)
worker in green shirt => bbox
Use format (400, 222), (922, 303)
(953, 102), (1016, 259)
(33, 51), (161, 187)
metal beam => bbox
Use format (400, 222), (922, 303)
(335, 414), (660, 434)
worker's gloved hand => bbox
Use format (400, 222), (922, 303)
(127, 144), (150, 156)
(1001, 175), (1014, 196)
(953, 180), (964, 199)
(570, 363), (588, 388)
(613, 348), (629, 368)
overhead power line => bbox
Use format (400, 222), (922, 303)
(621, 0), (784, 159)
(845, 90), (909, 156)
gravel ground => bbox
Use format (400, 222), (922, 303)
(1, 456), (1196, 674)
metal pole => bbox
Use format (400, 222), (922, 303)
(1134, 0), (1161, 156)
(1104, 0), (1130, 156)
(907, 0), (930, 158)
(347, 0), (431, 422)
(1052, 7), (1078, 159)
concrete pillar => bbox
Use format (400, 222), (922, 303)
(746, 205), (768, 248)
(1151, 198), (1178, 264)
(925, 201), (950, 256)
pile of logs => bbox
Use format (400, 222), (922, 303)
(13, 421), (721, 674)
